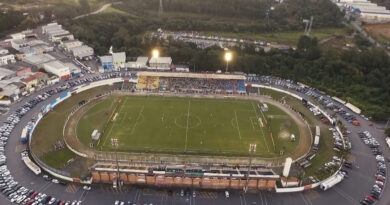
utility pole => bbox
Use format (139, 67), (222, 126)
(111, 138), (121, 189)
(244, 143), (256, 193)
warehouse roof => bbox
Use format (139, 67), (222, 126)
(149, 57), (172, 64)
(112, 52), (126, 62)
(23, 54), (55, 65)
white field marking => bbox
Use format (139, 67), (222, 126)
(251, 102), (270, 152)
(184, 100), (191, 151)
(234, 110), (242, 140)
(258, 117), (264, 127)
(102, 98), (127, 147)
(249, 117), (256, 130)
(112, 113), (119, 121)
(130, 106), (145, 135)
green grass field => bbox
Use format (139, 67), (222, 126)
(77, 96), (300, 157)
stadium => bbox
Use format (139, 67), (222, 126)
(30, 72), (315, 190)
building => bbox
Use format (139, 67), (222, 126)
(21, 72), (48, 90)
(125, 57), (149, 69)
(64, 62), (82, 77)
(0, 67), (15, 80)
(51, 33), (74, 42)
(148, 57), (172, 70)
(112, 52), (126, 70)
(61, 40), (83, 51)
(69, 45), (94, 59)
(9, 33), (25, 40)
(0, 48), (8, 55)
(43, 60), (71, 79)
(100, 55), (114, 71)
(20, 45), (54, 56)
(16, 67), (32, 76)
(23, 54), (56, 68)
(0, 54), (15, 66)
(11, 39), (29, 51)
(42, 23), (62, 34)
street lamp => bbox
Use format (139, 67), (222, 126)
(244, 143), (256, 193)
(224, 52), (232, 72)
(111, 138), (120, 189)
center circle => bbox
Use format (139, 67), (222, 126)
(174, 114), (202, 129)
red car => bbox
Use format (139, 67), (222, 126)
(365, 195), (376, 203)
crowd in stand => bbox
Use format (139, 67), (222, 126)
(160, 77), (246, 93)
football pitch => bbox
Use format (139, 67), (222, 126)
(77, 96), (300, 157)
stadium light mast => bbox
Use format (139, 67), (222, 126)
(111, 138), (121, 189)
(152, 49), (159, 70)
(244, 143), (256, 193)
(224, 52), (232, 73)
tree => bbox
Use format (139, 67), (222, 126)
(79, 0), (91, 13)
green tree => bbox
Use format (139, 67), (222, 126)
(79, 0), (91, 13)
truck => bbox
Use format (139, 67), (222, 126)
(313, 136), (320, 151)
(22, 157), (41, 175)
(315, 126), (320, 137)
(319, 173), (344, 191)
(20, 126), (29, 144)
(386, 138), (390, 149)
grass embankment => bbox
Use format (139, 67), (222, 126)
(31, 85), (115, 170)
(260, 88), (337, 180)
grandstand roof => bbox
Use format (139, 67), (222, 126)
(137, 71), (246, 80)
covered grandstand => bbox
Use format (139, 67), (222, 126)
(136, 72), (246, 94)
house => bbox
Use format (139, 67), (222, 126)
(16, 68), (32, 76)
(51, 33), (74, 42)
(112, 52), (126, 70)
(69, 45), (94, 59)
(148, 57), (172, 70)
(0, 54), (15, 66)
(21, 72), (49, 90)
(11, 39), (29, 51)
(43, 60), (71, 79)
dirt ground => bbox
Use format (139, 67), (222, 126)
(364, 23), (390, 44)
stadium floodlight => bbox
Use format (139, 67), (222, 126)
(224, 52), (232, 72)
(152, 49), (160, 58)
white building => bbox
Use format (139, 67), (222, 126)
(23, 54), (56, 68)
(61, 40), (83, 51)
(69, 45), (94, 59)
(149, 57), (172, 70)
(9, 33), (25, 40)
(125, 57), (149, 69)
(11, 39), (29, 51)
(51, 33), (74, 42)
(0, 49), (8, 55)
(43, 60), (71, 79)
(0, 54), (15, 66)
(112, 52), (126, 70)
(42, 23), (62, 34)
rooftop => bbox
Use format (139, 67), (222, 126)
(149, 57), (172, 64)
(137, 71), (246, 80)
(23, 54), (56, 65)
(100, 55), (113, 62)
(112, 52), (126, 62)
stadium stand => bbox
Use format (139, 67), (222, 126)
(136, 72), (246, 94)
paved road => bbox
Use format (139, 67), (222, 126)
(73, 1), (122, 20)
(0, 74), (389, 205)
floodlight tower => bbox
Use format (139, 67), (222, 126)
(244, 143), (256, 193)
(159, 0), (163, 16)
(303, 16), (314, 36)
(224, 52), (232, 73)
(111, 138), (120, 189)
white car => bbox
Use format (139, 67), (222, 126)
(51, 179), (59, 184)
(225, 191), (229, 198)
(83, 186), (91, 191)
